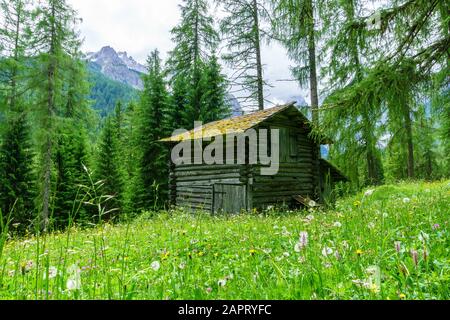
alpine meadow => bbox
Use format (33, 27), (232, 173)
(0, 0), (449, 303)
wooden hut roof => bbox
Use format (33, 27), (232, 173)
(160, 102), (331, 143)
(320, 159), (349, 182)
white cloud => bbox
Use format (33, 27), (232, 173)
(68, 0), (307, 106)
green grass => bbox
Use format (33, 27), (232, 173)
(0, 181), (449, 300)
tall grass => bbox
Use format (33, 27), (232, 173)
(0, 180), (449, 300)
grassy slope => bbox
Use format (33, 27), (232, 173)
(1, 181), (449, 300)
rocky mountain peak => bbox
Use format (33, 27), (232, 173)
(85, 46), (146, 90)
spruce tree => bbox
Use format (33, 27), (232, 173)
(167, 0), (219, 130)
(200, 54), (230, 123)
(53, 120), (90, 226)
(95, 117), (125, 220)
(0, 112), (35, 232)
(133, 50), (169, 211)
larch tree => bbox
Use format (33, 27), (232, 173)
(321, 0), (385, 186)
(218, 0), (268, 111)
(270, 0), (322, 125)
(32, 0), (82, 230)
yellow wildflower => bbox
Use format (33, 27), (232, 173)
(399, 293), (406, 300)
(356, 249), (364, 256)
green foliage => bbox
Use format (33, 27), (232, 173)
(0, 111), (35, 232)
(132, 50), (170, 212)
(95, 117), (125, 219)
(52, 120), (91, 227)
(87, 64), (138, 117)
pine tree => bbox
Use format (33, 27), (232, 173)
(95, 117), (125, 220)
(33, 0), (83, 230)
(0, 0), (36, 232)
(53, 120), (90, 227)
(167, 0), (219, 130)
(0, 112), (35, 232)
(200, 54), (230, 123)
(218, 0), (268, 110)
(133, 50), (169, 211)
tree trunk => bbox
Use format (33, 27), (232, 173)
(403, 103), (415, 178)
(252, 0), (264, 111)
(10, 1), (23, 112)
(41, 3), (57, 231)
(307, 0), (319, 125)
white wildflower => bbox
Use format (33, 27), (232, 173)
(403, 197), (411, 204)
(322, 247), (334, 257)
(364, 189), (375, 197)
(218, 279), (227, 287)
(66, 278), (81, 291)
(151, 261), (161, 271)
(333, 222), (342, 228)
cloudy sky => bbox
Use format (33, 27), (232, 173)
(67, 0), (307, 107)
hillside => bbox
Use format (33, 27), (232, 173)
(87, 63), (139, 117)
(1, 181), (448, 300)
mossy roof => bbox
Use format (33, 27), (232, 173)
(161, 102), (317, 142)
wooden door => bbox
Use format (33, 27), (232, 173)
(213, 184), (247, 214)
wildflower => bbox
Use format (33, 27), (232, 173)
(322, 247), (334, 257)
(283, 252), (290, 258)
(433, 224), (440, 230)
(151, 261), (161, 271)
(218, 279), (227, 287)
(354, 200), (361, 207)
(402, 198), (411, 204)
(333, 222), (342, 228)
(368, 222), (376, 230)
(249, 249), (257, 256)
(295, 232), (309, 252)
(206, 287), (213, 294)
(298, 256), (306, 263)
(305, 215), (315, 222)
(395, 241), (402, 253)
(179, 263), (186, 270)
(8, 270), (15, 277)
(66, 278), (81, 291)
(364, 189), (375, 197)
(418, 231), (429, 243)
(198, 251), (205, 257)
(308, 200), (317, 208)
(411, 250), (419, 267)
(356, 249), (364, 256)
(66, 265), (81, 291)
(43, 267), (58, 280)
(399, 293), (406, 300)
(263, 248), (272, 255)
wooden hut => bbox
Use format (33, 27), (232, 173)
(160, 102), (347, 213)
